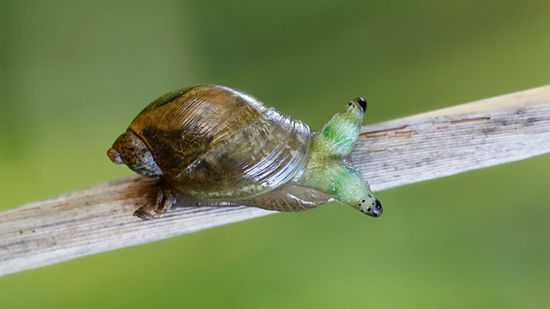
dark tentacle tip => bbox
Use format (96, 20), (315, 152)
(356, 97), (367, 112)
(372, 199), (383, 217)
(375, 199), (382, 210)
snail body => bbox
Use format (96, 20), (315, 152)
(108, 85), (382, 219)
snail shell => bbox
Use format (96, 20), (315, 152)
(128, 85), (311, 200)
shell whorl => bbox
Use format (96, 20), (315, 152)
(129, 85), (311, 200)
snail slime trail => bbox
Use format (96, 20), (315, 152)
(108, 85), (382, 219)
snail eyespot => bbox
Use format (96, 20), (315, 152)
(357, 97), (367, 111)
(362, 200), (365, 203)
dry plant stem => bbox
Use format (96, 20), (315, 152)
(1, 85), (549, 277)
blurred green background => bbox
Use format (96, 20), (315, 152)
(1, 0), (549, 308)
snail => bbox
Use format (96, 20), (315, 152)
(107, 85), (382, 220)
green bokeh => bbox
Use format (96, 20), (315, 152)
(1, 1), (549, 308)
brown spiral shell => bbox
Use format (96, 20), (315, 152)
(128, 85), (311, 200)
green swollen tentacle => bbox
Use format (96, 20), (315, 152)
(296, 97), (383, 217)
(299, 160), (372, 208)
(311, 98), (364, 158)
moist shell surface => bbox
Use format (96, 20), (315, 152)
(129, 85), (312, 200)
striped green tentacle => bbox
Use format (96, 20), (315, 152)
(312, 99), (363, 158)
(297, 97), (383, 217)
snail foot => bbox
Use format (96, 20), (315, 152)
(134, 184), (176, 220)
